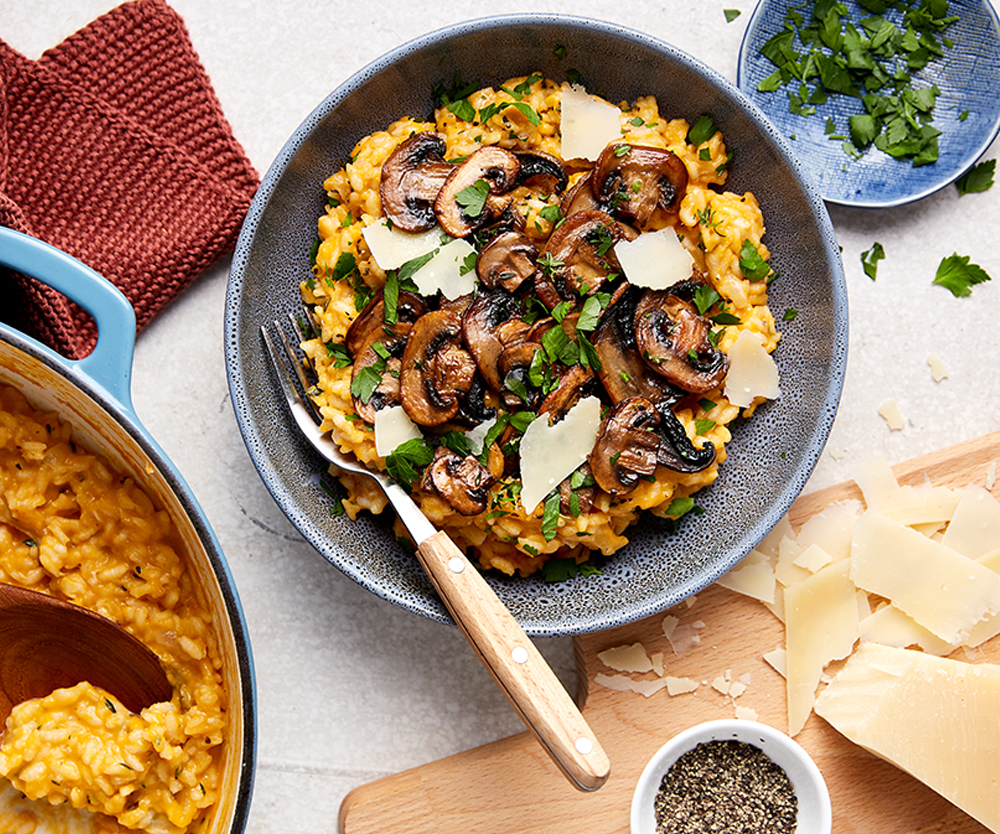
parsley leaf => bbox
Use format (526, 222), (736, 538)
(861, 241), (886, 280)
(955, 159), (996, 195)
(541, 556), (602, 582)
(687, 114), (716, 146)
(384, 437), (434, 485)
(738, 240), (771, 281)
(541, 491), (561, 541)
(454, 179), (490, 217)
(932, 253), (992, 297)
(724, 8), (742, 22)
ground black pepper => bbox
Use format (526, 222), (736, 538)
(653, 739), (797, 834)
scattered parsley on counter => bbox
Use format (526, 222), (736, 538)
(955, 159), (996, 195)
(933, 253), (992, 297)
(861, 241), (886, 279)
(725, 8), (743, 22)
(757, 0), (958, 166)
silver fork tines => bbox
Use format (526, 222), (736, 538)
(260, 318), (436, 543)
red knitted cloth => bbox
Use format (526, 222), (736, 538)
(0, 0), (259, 359)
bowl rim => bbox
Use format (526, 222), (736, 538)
(225, 13), (848, 636)
(630, 718), (832, 834)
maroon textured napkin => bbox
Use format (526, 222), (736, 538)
(0, 0), (259, 359)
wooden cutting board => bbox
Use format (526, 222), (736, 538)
(338, 432), (1000, 834)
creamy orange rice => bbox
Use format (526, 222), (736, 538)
(302, 75), (780, 577)
(0, 385), (225, 834)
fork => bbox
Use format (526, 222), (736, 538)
(262, 316), (610, 792)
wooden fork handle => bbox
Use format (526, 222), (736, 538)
(415, 530), (610, 792)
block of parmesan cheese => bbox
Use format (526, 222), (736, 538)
(815, 642), (1000, 833)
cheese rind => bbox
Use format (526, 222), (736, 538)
(814, 643), (1000, 833)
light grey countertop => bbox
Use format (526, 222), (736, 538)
(6, 2), (1000, 832)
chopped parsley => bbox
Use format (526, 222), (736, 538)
(756, 0), (958, 166)
(541, 556), (603, 582)
(932, 252), (992, 297)
(687, 114), (717, 147)
(384, 437), (435, 485)
(725, 8), (742, 22)
(738, 239), (772, 281)
(861, 241), (886, 280)
(454, 179), (490, 217)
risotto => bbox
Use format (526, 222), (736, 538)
(0, 385), (225, 834)
(302, 75), (780, 578)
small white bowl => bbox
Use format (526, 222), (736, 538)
(630, 719), (831, 834)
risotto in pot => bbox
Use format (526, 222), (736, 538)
(0, 386), (226, 834)
(301, 75), (781, 578)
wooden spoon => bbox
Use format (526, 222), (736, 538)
(0, 583), (172, 726)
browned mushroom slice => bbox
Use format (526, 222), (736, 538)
(420, 446), (496, 516)
(351, 332), (408, 424)
(592, 284), (684, 407)
(461, 287), (525, 392)
(592, 143), (688, 226)
(560, 171), (606, 217)
(589, 397), (663, 496)
(379, 132), (455, 232)
(434, 146), (521, 238)
(512, 150), (568, 193)
(476, 231), (539, 292)
(539, 209), (633, 302)
(559, 461), (597, 515)
(345, 289), (428, 357)
(400, 308), (477, 426)
(497, 341), (544, 409)
(653, 401), (717, 474)
(633, 288), (729, 394)
(537, 365), (595, 423)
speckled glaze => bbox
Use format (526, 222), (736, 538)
(738, 0), (1000, 208)
(224, 14), (848, 636)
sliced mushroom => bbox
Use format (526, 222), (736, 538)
(420, 446), (496, 515)
(351, 332), (407, 424)
(592, 284), (684, 407)
(537, 210), (634, 303)
(461, 287), (525, 392)
(476, 231), (539, 292)
(589, 397), (663, 496)
(400, 308), (477, 426)
(633, 288), (729, 394)
(513, 150), (568, 193)
(497, 341), (543, 409)
(434, 146), (521, 238)
(653, 402), (717, 473)
(559, 461), (597, 515)
(592, 143), (688, 226)
(560, 171), (606, 217)
(379, 132), (455, 232)
(345, 289), (428, 357)
(537, 365), (595, 423)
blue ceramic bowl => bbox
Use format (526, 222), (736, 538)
(225, 14), (848, 636)
(738, 0), (1000, 208)
(0, 227), (256, 834)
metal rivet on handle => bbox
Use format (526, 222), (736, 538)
(448, 557), (465, 574)
(511, 646), (529, 664)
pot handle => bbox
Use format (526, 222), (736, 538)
(0, 227), (136, 409)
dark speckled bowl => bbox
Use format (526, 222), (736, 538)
(224, 14), (848, 636)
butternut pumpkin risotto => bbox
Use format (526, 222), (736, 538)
(301, 75), (781, 578)
(0, 386), (225, 834)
